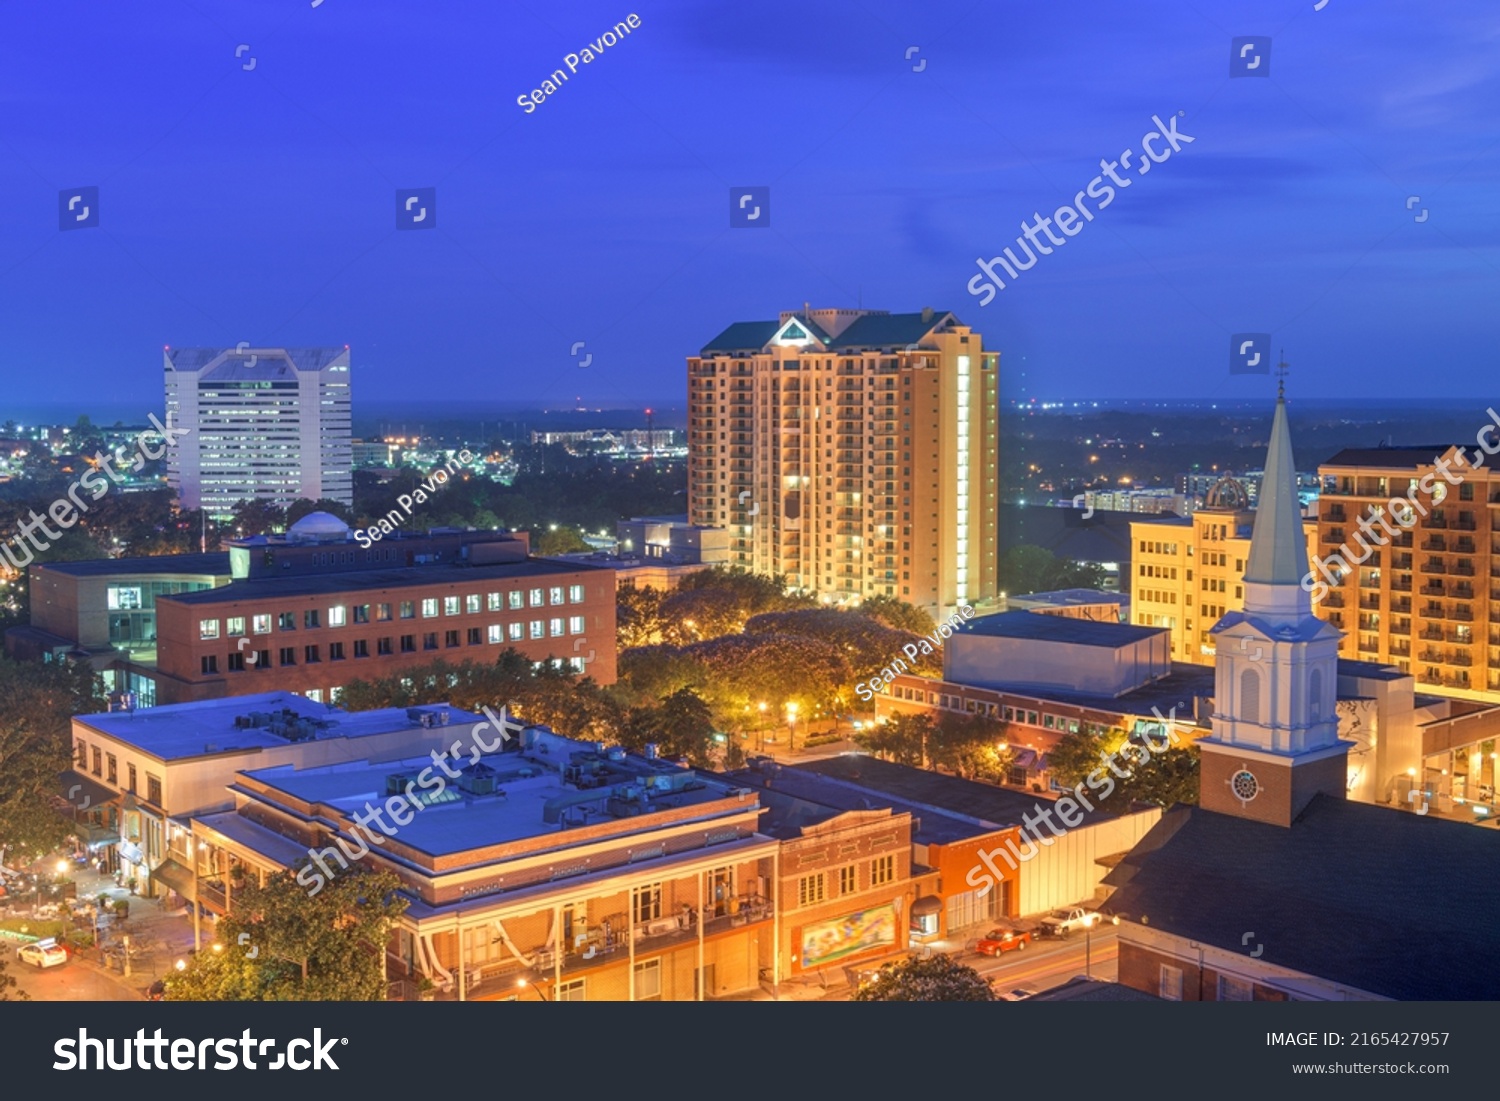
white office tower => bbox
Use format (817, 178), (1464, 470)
(164, 347), (352, 518)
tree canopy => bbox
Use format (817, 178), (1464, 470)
(851, 954), (996, 1002)
(0, 655), (107, 863)
(164, 866), (407, 1001)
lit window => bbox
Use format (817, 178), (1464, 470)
(422, 599), (439, 618)
(529, 588), (544, 607)
(226, 616), (245, 637)
(569, 616), (585, 634)
(444, 596), (460, 616)
(466, 594), (481, 614)
(569, 584), (585, 603)
(328, 606), (347, 627)
(530, 621), (545, 640)
(199, 619), (220, 641)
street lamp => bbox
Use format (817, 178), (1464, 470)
(516, 977), (548, 1001)
(786, 701), (799, 754)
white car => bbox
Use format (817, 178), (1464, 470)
(1038, 907), (1103, 937)
(17, 939), (69, 969)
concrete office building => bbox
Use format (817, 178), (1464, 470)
(1130, 474), (1318, 664)
(687, 307), (998, 618)
(165, 346), (353, 518)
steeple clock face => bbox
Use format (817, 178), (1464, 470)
(1228, 767), (1260, 806)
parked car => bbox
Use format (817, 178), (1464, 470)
(146, 979), (167, 1001)
(17, 939), (69, 969)
(975, 928), (1031, 956)
(1037, 907), (1103, 937)
(998, 986), (1039, 1001)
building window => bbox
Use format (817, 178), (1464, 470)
(378, 637), (393, 656)
(1217, 975), (1253, 1002)
(328, 606), (347, 628)
(127, 764), (136, 793)
(422, 599), (439, 618)
(445, 630), (460, 648)
(466, 594), (482, 614)
(634, 959), (662, 1001)
(549, 586), (564, 605)
(227, 652), (245, 672)
(467, 628), (482, 645)
(509, 623), (524, 641)
(569, 615), (585, 634)
(75, 739), (87, 767)
(304, 609), (320, 629)
(557, 979), (586, 1002)
(199, 619), (219, 641)
(354, 639), (369, 658)
(838, 866), (856, 894)
(226, 616), (245, 637)
(569, 584), (585, 603)
(106, 754), (117, 784)
(400, 601), (416, 619)
(91, 747), (102, 776)
(509, 591), (524, 610)
(280, 647), (296, 666)
(401, 635), (416, 653)
(252, 614), (272, 635)
(146, 775), (162, 805)
(633, 883), (662, 923)
(329, 642), (346, 661)
(530, 621), (545, 640)
(1159, 965), (1183, 1001)
(353, 604), (370, 624)
(201, 655), (218, 675)
(798, 874), (826, 907)
(870, 855), (895, 886)
(304, 645), (320, 663)
(549, 618), (564, 637)
(377, 603), (392, 621)
(444, 596), (460, 616)
(278, 612), (296, 631)
(529, 588), (544, 607)
(424, 632), (439, 651)
(488, 625), (502, 644)
(487, 593), (502, 612)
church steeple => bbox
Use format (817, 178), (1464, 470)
(1199, 368), (1351, 827)
(1242, 358), (1312, 620)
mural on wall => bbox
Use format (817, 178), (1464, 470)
(799, 903), (897, 968)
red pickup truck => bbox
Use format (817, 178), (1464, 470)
(975, 928), (1031, 956)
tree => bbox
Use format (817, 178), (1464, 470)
(533, 527), (590, 556)
(930, 711), (1014, 782)
(616, 584), (664, 648)
(999, 545), (1106, 596)
(0, 955), (25, 1001)
(851, 954), (996, 1002)
(859, 595), (936, 636)
(638, 688), (716, 766)
(165, 866), (407, 1001)
(853, 712), (933, 768)
(0, 656), (107, 865)
(1044, 727), (1109, 789)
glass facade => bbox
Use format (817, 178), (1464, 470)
(107, 580), (215, 649)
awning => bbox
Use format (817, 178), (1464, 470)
(57, 770), (120, 813)
(75, 821), (119, 848)
(150, 859), (196, 901)
(910, 896), (943, 918)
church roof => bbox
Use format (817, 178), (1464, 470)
(1102, 796), (1500, 1000)
(1243, 393), (1311, 587)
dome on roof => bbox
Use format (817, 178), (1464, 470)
(287, 511), (351, 542)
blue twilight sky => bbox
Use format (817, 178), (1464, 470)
(0, 0), (1497, 414)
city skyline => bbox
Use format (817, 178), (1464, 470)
(0, 0), (1495, 409)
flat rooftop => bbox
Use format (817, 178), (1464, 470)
(158, 559), (608, 605)
(76, 691), (480, 762)
(240, 738), (748, 857)
(789, 754), (1142, 828)
(957, 610), (1165, 648)
(34, 552), (231, 578)
(1010, 589), (1128, 606)
(722, 762), (989, 844)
